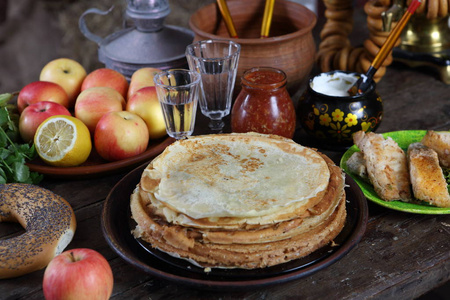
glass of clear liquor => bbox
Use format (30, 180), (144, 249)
(153, 69), (201, 140)
(185, 39), (241, 132)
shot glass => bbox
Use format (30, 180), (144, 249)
(185, 39), (241, 132)
(153, 69), (201, 140)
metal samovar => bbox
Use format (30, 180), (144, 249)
(384, 0), (450, 83)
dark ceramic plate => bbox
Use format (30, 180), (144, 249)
(27, 137), (174, 179)
(102, 163), (368, 290)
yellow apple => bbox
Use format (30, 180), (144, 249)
(75, 87), (125, 134)
(94, 111), (149, 161)
(127, 67), (162, 100)
(126, 86), (167, 139)
(40, 58), (87, 107)
(81, 68), (129, 99)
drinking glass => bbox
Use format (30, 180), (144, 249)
(153, 69), (201, 140)
(185, 39), (241, 132)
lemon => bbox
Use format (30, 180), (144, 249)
(34, 115), (92, 167)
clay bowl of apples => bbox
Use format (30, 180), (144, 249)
(19, 58), (174, 179)
(26, 138), (173, 179)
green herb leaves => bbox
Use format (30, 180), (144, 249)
(0, 93), (43, 184)
(443, 167), (450, 194)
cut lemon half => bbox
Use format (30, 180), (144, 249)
(34, 115), (92, 167)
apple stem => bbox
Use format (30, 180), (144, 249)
(69, 251), (77, 262)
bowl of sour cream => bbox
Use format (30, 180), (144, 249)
(297, 71), (383, 149)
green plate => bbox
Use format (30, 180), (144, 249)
(340, 130), (450, 214)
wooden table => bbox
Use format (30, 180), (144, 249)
(2, 7), (450, 300)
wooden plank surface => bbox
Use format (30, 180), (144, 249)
(1, 7), (450, 300)
(2, 61), (449, 300)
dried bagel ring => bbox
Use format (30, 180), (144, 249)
(324, 1), (353, 10)
(369, 34), (388, 47)
(320, 22), (351, 39)
(412, 0), (427, 15)
(427, 0), (439, 19)
(323, 20), (354, 35)
(363, 38), (381, 58)
(320, 34), (351, 50)
(368, 26), (392, 37)
(318, 0), (400, 82)
(373, 66), (387, 80)
(370, 28), (402, 46)
(325, 8), (354, 20)
(317, 43), (344, 60)
(348, 47), (365, 71)
(321, 49), (339, 72)
(0, 183), (76, 279)
(438, 0), (448, 17)
(333, 50), (343, 71)
(364, 0), (389, 17)
(359, 52), (373, 73)
(378, 0), (392, 6)
(367, 16), (385, 32)
(359, 52), (387, 81)
(338, 46), (352, 70)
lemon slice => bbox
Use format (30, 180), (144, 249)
(34, 115), (92, 167)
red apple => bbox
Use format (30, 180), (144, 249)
(81, 68), (129, 99)
(74, 87), (125, 134)
(43, 248), (113, 300)
(40, 58), (87, 107)
(127, 67), (162, 100)
(126, 86), (167, 139)
(17, 81), (69, 113)
(94, 111), (149, 161)
(19, 101), (71, 143)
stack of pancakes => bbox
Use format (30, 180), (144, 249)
(130, 133), (347, 269)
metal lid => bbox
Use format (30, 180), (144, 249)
(126, 0), (170, 32)
(79, 0), (194, 79)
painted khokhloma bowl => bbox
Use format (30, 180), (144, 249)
(297, 71), (383, 150)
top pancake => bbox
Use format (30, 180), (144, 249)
(140, 133), (331, 220)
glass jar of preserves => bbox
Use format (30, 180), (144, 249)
(231, 67), (296, 139)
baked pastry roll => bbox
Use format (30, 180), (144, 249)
(407, 142), (450, 208)
(346, 151), (368, 181)
(421, 130), (450, 168)
(353, 131), (411, 201)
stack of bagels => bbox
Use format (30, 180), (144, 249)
(130, 133), (347, 270)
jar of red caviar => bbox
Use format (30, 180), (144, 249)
(231, 67), (296, 138)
